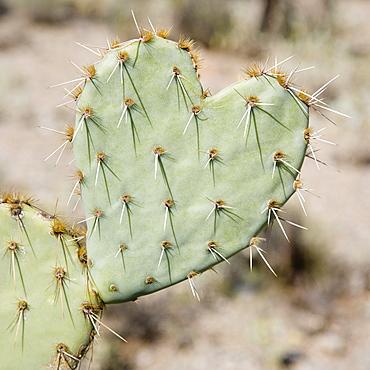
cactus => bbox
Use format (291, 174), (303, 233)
(0, 193), (102, 369)
(71, 32), (309, 304)
(0, 22), (347, 369)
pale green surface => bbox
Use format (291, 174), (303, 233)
(0, 202), (93, 369)
(73, 36), (308, 303)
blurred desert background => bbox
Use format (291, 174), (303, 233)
(0, 0), (369, 369)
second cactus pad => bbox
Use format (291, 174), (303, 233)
(73, 33), (309, 303)
(0, 193), (101, 369)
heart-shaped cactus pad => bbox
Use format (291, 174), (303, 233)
(72, 32), (309, 303)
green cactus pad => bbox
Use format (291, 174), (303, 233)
(0, 193), (101, 369)
(72, 34), (309, 303)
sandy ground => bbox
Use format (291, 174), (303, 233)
(0, 2), (370, 369)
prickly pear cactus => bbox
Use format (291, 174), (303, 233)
(0, 193), (102, 369)
(72, 31), (309, 304)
